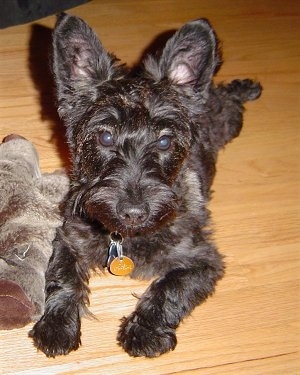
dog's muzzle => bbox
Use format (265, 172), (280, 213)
(116, 201), (150, 227)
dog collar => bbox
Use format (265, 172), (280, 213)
(107, 232), (134, 276)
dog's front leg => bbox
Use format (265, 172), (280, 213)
(29, 220), (98, 357)
(118, 250), (224, 357)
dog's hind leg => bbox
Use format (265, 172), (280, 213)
(221, 79), (262, 103)
(200, 79), (262, 150)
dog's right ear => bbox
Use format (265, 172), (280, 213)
(144, 19), (221, 102)
(52, 13), (125, 120)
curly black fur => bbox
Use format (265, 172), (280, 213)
(29, 13), (262, 358)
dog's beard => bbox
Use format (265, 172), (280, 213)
(73, 180), (178, 237)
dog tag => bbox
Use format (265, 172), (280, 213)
(109, 256), (135, 276)
(107, 232), (134, 276)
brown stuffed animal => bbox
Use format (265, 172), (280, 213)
(0, 134), (69, 329)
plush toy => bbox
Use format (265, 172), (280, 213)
(0, 134), (69, 329)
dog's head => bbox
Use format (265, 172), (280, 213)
(52, 14), (220, 236)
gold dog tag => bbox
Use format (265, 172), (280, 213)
(107, 232), (134, 276)
(109, 256), (135, 276)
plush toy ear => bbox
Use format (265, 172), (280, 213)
(53, 13), (125, 119)
(0, 279), (35, 329)
(145, 19), (221, 96)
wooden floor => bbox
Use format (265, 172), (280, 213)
(0, 1), (299, 374)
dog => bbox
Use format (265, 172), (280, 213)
(29, 13), (262, 358)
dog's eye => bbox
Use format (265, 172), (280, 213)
(99, 131), (114, 147)
(157, 135), (171, 151)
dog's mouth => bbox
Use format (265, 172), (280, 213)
(84, 197), (177, 238)
(80, 181), (178, 237)
(105, 209), (176, 238)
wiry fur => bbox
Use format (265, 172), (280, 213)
(29, 14), (262, 357)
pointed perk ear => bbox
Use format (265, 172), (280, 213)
(145, 19), (221, 95)
(52, 13), (125, 119)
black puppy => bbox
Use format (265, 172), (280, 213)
(29, 14), (261, 358)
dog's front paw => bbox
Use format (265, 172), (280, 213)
(29, 314), (81, 357)
(117, 312), (177, 357)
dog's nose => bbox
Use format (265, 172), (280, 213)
(118, 203), (149, 226)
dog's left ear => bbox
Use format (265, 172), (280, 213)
(52, 13), (125, 120)
(145, 19), (221, 96)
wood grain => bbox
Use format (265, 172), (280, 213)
(0, 1), (299, 374)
